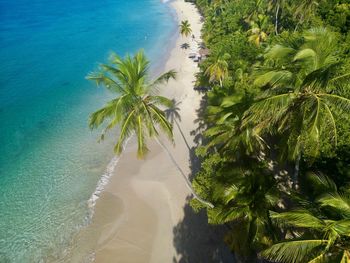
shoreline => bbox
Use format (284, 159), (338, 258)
(86, 1), (204, 262)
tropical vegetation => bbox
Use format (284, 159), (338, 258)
(88, 0), (350, 261)
(188, 0), (350, 262)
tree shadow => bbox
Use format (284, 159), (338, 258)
(190, 94), (208, 147)
(165, 99), (191, 151)
(172, 94), (235, 262)
(172, 198), (234, 263)
(181, 43), (190, 50)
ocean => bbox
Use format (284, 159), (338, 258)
(0, 0), (177, 261)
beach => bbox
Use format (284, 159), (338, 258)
(89, 1), (205, 262)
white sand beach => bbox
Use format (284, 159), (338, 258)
(87, 1), (212, 262)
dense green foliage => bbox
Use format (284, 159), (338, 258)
(190, 0), (350, 262)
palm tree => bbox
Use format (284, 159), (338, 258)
(87, 50), (175, 158)
(203, 92), (266, 157)
(262, 173), (350, 263)
(87, 50), (213, 207)
(179, 20), (192, 37)
(207, 163), (281, 262)
(243, 28), (350, 186)
(204, 53), (231, 87)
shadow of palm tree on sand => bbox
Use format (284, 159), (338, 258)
(171, 96), (235, 262)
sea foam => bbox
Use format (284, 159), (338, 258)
(87, 136), (132, 216)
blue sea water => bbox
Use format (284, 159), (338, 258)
(0, 0), (177, 261)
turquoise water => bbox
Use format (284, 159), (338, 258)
(0, 0), (177, 261)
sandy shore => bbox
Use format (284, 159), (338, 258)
(87, 1), (205, 262)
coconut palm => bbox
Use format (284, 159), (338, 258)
(262, 173), (350, 263)
(203, 92), (266, 157)
(179, 20), (192, 37)
(204, 53), (231, 87)
(87, 50), (213, 207)
(243, 28), (350, 175)
(208, 164), (281, 261)
(87, 50), (175, 158)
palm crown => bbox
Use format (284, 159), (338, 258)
(180, 20), (192, 37)
(87, 50), (176, 158)
(244, 28), (350, 159)
(262, 172), (350, 263)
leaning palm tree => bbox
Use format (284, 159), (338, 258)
(262, 173), (350, 263)
(179, 20), (192, 37)
(88, 50), (175, 158)
(243, 28), (350, 186)
(87, 50), (213, 207)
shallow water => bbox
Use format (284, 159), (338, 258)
(0, 0), (177, 261)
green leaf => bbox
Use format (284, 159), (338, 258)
(261, 239), (327, 263)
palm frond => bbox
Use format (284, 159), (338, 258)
(148, 105), (173, 142)
(89, 97), (125, 130)
(243, 93), (294, 129)
(86, 72), (126, 93)
(114, 109), (135, 155)
(318, 193), (350, 218)
(293, 48), (316, 62)
(254, 70), (294, 88)
(261, 239), (327, 263)
(149, 95), (174, 108)
(308, 252), (327, 263)
(306, 172), (337, 193)
(332, 220), (350, 236)
(319, 94), (350, 113)
(210, 206), (250, 224)
(265, 44), (296, 61)
(269, 210), (325, 229)
(340, 250), (350, 263)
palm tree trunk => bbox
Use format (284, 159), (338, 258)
(155, 137), (214, 208)
(275, 3), (280, 35)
